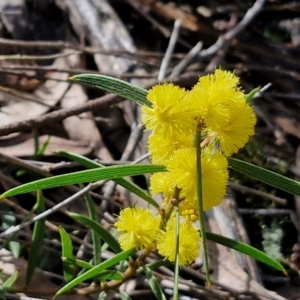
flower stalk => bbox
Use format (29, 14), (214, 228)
(194, 124), (211, 286)
(174, 206), (180, 300)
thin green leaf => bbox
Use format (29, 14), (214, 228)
(138, 260), (171, 273)
(0, 164), (165, 199)
(206, 232), (286, 273)
(62, 258), (122, 281)
(37, 135), (51, 156)
(119, 291), (133, 300)
(59, 226), (75, 282)
(26, 190), (46, 286)
(56, 151), (160, 209)
(2, 271), (19, 289)
(245, 88), (259, 104)
(69, 74), (150, 107)
(62, 257), (93, 270)
(83, 189), (102, 265)
(55, 150), (101, 168)
(228, 157), (300, 196)
(33, 130), (51, 157)
(69, 213), (121, 254)
(97, 270), (123, 282)
(98, 292), (107, 300)
(55, 248), (136, 296)
(8, 242), (20, 258)
(143, 266), (166, 300)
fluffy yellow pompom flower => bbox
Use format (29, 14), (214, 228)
(188, 69), (256, 155)
(207, 100), (256, 156)
(148, 131), (193, 164)
(115, 207), (160, 250)
(157, 218), (200, 265)
(142, 84), (196, 136)
(150, 172), (174, 196)
(188, 70), (244, 125)
(167, 148), (228, 211)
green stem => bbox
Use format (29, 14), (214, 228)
(173, 206), (180, 300)
(194, 125), (211, 286)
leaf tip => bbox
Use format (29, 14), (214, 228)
(68, 75), (76, 81)
(283, 269), (289, 277)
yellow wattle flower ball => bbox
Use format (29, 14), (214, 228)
(150, 172), (174, 196)
(167, 148), (228, 211)
(207, 100), (256, 156)
(187, 69), (256, 155)
(148, 130), (193, 165)
(157, 218), (200, 265)
(141, 83), (196, 136)
(188, 70), (244, 126)
(115, 207), (160, 250)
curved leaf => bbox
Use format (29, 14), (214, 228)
(70, 74), (150, 107)
(228, 157), (300, 196)
(119, 291), (133, 300)
(143, 266), (166, 300)
(69, 213), (121, 253)
(2, 271), (19, 289)
(55, 248), (136, 296)
(59, 226), (75, 282)
(26, 190), (46, 285)
(57, 151), (159, 209)
(62, 257), (93, 270)
(83, 189), (102, 265)
(0, 164), (165, 199)
(97, 270), (123, 282)
(245, 88), (259, 104)
(206, 232), (286, 273)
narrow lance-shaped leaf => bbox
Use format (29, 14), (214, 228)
(83, 188), (102, 265)
(119, 291), (133, 300)
(57, 151), (160, 209)
(62, 258), (122, 281)
(228, 157), (300, 196)
(245, 88), (259, 104)
(25, 190), (46, 286)
(2, 271), (19, 290)
(59, 226), (75, 282)
(62, 257), (93, 270)
(138, 260), (171, 272)
(143, 266), (166, 300)
(55, 248), (136, 296)
(0, 164), (165, 199)
(69, 213), (121, 254)
(70, 74), (151, 107)
(206, 232), (286, 273)
(96, 270), (123, 282)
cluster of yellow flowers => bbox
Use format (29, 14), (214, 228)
(115, 69), (256, 265)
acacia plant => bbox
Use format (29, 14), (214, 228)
(0, 69), (291, 299)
